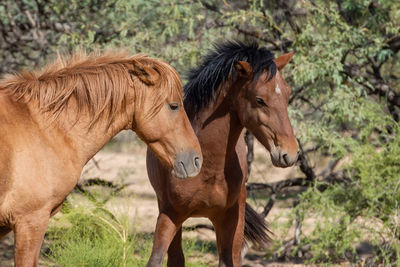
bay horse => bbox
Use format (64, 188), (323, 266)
(0, 51), (202, 267)
(146, 42), (299, 267)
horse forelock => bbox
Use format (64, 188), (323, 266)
(0, 51), (181, 129)
(135, 58), (183, 121)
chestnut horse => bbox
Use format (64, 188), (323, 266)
(146, 42), (299, 267)
(0, 51), (202, 267)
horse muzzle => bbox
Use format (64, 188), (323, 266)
(270, 149), (298, 168)
(172, 150), (202, 178)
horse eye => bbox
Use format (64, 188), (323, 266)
(256, 97), (267, 107)
(169, 102), (180, 111)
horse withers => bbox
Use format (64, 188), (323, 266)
(0, 51), (202, 266)
(146, 42), (298, 267)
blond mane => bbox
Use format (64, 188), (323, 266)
(0, 50), (182, 128)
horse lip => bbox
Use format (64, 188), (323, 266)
(270, 150), (296, 168)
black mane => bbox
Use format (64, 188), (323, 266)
(184, 41), (276, 113)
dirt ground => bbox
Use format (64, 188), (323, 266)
(0, 132), (315, 267)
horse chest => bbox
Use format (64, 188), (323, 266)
(0, 141), (80, 224)
(168, 170), (242, 215)
(0, 148), (12, 205)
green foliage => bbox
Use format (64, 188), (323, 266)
(297, 125), (400, 264)
(45, 195), (213, 267)
(45, 203), (147, 267)
(286, 1), (400, 264)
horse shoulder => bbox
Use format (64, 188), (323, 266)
(0, 99), (81, 226)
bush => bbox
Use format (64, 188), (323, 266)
(44, 195), (213, 267)
(296, 125), (400, 265)
(45, 205), (147, 267)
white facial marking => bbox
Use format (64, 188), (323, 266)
(275, 83), (281, 95)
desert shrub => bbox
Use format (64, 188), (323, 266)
(45, 194), (213, 267)
(296, 125), (400, 265)
(45, 205), (146, 267)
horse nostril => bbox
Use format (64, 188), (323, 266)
(194, 156), (201, 169)
(178, 161), (188, 177)
(282, 153), (289, 165)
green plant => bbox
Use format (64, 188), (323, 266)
(44, 189), (213, 267)
(45, 204), (147, 267)
(296, 125), (400, 265)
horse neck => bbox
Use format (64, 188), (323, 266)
(189, 80), (244, 169)
(28, 99), (133, 168)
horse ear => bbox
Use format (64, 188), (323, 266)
(274, 52), (294, 70)
(234, 61), (252, 77)
(130, 61), (159, 86)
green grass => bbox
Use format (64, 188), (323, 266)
(43, 197), (213, 267)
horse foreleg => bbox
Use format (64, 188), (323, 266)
(167, 226), (184, 267)
(212, 196), (246, 267)
(147, 212), (181, 267)
(13, 211), (49, 267)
